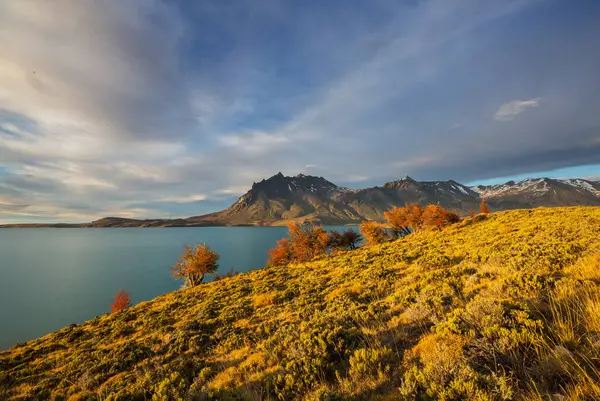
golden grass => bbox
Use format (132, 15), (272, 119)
(2, 206), (600, 400)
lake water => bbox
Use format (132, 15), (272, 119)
(0, 226), (349, 349)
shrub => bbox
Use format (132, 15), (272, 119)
(422, 204), (460, 230)
(359, 221), (388, 245)
(384, 203), (424, 236)
(267, 223), (329, 266)
(347, 346), (392, 380)
(327, 228), (362, 251)
(172, 243), (219, 287)
(111, 290), (131, 313)
(480, 199), (491, 214)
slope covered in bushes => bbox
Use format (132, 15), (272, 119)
(2, 207), (600, 400)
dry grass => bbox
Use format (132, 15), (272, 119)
(2, 206), (600, 400)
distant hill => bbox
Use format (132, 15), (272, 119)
(1, 174), (599, 227)
(3, 207), (600, 400)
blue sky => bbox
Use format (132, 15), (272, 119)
(1, 0), (600, 223)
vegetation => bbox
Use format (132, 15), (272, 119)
(172, 243), (220, 287)
(2, 206), (600, 400)
(110, 290), (131, 314)
(327, 229), (362, 251)
(480, 199), (491, 214)
(358, 220), (389, 245)
(267, 223), (351, 266)
(362, 203), (460, 244)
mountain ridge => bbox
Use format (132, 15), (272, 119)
(1, 174), (599, 227)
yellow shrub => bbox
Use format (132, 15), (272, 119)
(253, 291), (279, 308)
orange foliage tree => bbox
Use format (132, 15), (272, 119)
(422, 204), (460, 230)
(480, 199), (491, 214)
(383, 203), (425, 237)
(287, 223), (329, 262)
(111, 290), (131, 313)
(172, 243), (220, 287)
(267, 237), (293, 267)
(267, 223), (330, 266)
(359, 221), (389, 245)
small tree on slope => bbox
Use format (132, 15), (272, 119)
(172, 243), (220, 287)
(111, 290), (131, 313)
(480, 199), (491, 214)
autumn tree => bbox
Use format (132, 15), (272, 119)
(267, 223), (329, 266)
(111, 290), (131, 313)
(422, 204), (460, 230)
(342, 228), (362, 250)
(172, 243), (220, 287)
(326, 228), (363, 251)
(287, 223), (329, 262)
(327, 230), (345, 251)
(469, 209), (476, 218)
(480, 199), (491, 214)
(359, 221), (389, 245)
(384, 203), (425, 237)
(267, 237), (293, 266)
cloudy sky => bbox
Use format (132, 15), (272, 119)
(1, 0), (600, 223)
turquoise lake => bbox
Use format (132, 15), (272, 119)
(0, 226), (350, 349)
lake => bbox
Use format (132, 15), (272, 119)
(0, 226), (350, 349)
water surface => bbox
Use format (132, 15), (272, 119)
(0, 226), (348, 349)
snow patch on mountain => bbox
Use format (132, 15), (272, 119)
(559, 179), (600, 195)
(473, 177), (600, 199)
(474, 178), (551, 198)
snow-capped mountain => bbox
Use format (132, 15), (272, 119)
(473, 178), (600, 209)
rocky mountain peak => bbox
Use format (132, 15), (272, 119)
(383, 175), (419, 189)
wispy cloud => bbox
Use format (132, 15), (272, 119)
(494, 98), (542, 121)
(156, 194), (208, 204)
(1, 0), (600, 222)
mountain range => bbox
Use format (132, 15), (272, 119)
(2, 173), (599, 227)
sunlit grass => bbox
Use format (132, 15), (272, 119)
(1, 206), (600, 400)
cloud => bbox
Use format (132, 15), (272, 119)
(156, 194), (208, 204)
(494, 98), (542, 121)
(2, 0), (600, 222)
(0, 1), (193, 141)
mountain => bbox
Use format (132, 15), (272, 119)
(3, 207), (600, 400)
(188, 173), (351, 225)
(473, 177), (600, 209)
(188, 173), (482, 225)
(1, 174), (599, 227)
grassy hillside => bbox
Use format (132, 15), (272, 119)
(2, 207), (600, 400)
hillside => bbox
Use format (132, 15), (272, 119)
(2, 207), (600, 400)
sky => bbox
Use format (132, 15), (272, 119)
(1, 0), (600, 223)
